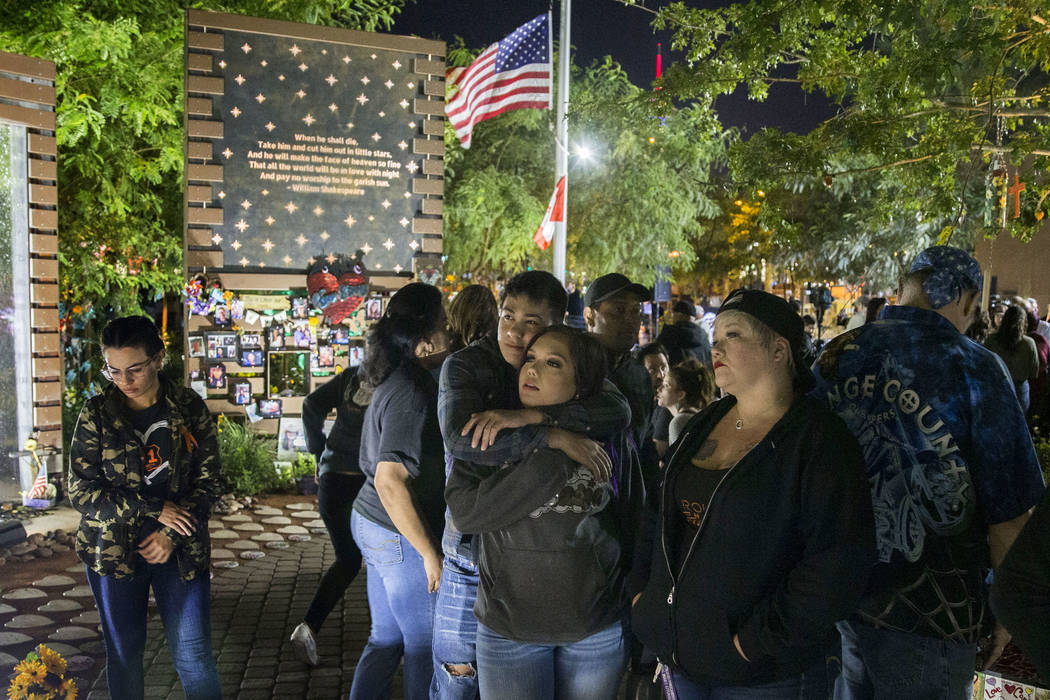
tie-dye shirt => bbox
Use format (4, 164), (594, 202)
(811, 305), (1044, 641)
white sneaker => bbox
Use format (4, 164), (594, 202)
(290, 622), (319, 666)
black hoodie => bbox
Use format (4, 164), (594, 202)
(631, 395), (876, 685)
(446, 439), (646, 645)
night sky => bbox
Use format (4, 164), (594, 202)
(391, 0), (837, 135)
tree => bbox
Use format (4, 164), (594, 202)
(443, 51), (731, 285)
(0, 0), (406, 419)
(622, 0), (1050, 245)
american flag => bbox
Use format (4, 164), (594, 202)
(27, 467), (48, 499)
(446, 14), (552, 148)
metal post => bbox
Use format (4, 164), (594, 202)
(553, 0), (571, 284)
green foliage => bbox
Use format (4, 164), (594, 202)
(0, 0), (407, 410)
(1034, 434), (1050, 485)
(288, 452), (316, 480)
(620, 0), (1050, 279)
(217, 416), (281, 496)
(444, 52), (731, 285)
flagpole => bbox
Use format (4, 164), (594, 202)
(553, 0), (570, 284)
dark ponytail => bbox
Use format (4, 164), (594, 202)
(361, 283), (445, 387)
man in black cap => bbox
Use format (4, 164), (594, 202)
(812, 246), (1044, 700)
(584, 273), (656, 482)
(656, 299), (712, 367)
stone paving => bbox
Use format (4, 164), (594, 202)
(1, 500), (403, 699)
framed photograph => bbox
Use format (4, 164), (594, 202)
(239, 332), (261, 349)
(267, 351), (310, 398)
(230, 299), (245, 321)
(277, 417), (308, 460)
(293, 323), (313, 348)
(207, 363), (227, 390)
(232, 382), (252, 405)
(257, 398), (283, 419)
(213, 304), (231, 327)
(239, 349), (264, 367)
(292, 297), (309, 319)
(348, 345), (365, 367)
(188, 335), (205, 358)
(268, 324), (285, 349)
(365, 297), (383, 321)
(207, 332), (238, 360)
(317, 345), (335, 367)
(330, 327), (350, 345)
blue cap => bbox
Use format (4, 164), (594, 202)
(909, 246), (983, 309)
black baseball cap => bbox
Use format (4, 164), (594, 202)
(717, 288), (816, 392)
(584, 273), (650, 308)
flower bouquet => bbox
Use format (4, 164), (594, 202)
(6, 645), (78, 700)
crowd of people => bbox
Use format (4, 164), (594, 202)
(65, 245), (1049, 700)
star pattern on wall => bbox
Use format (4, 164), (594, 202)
(211, 31), (428, 270)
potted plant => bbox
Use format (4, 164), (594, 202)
(290, 453), (318, 496)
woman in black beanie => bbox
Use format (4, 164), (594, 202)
(631, 289), (876, 698)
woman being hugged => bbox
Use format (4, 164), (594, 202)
(446, 326), (646, 699)
(68, 316), (224, 700)
(632, 289), (875, 699)
(349, 283), (450, 699)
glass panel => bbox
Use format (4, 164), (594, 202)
(0, 123), (33, 502)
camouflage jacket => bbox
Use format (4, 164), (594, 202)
(68, 375), (224, 580)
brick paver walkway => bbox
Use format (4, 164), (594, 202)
(80, 504), (402, 700)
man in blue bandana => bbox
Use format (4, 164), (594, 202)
(811, 246), (1045, 700)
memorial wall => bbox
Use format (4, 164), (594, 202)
(184, 10), (445, 435)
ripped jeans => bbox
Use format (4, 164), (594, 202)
(429, 549), (480, 700)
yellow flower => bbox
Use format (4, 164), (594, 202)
(58, 678), (77, 700)
(6, 675), (29, 700)
(13, 661), (46, 685)
(36, 646), (66, 677)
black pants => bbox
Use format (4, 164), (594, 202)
(304, 471), (367, 632)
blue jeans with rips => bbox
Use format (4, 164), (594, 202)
(834, 620), (976, 700)
(349, 510), (436, 700)
(475, 621), (627, 700)
(429, 547), (480, 700)
(86, 559), (221, 700)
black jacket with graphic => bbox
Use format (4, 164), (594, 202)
(446, 438), (646, 645)
(631, 395), (876, 685)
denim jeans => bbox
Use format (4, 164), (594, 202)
(349, 510), (436, 700)
(475, 621), (627, 700)
(304, 471), (366, 633)
(429, 550), (480, 700)
(834, 620), (976, 700)
(86, 559), (221, 700)
(670, 667), (821, 700)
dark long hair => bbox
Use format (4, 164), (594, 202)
(668, 358), (715, 409)
(864, 297), (887, 325)
(101, 315), (164, 355)
(521, 326), (607, 402)
(448, 284), (497, 352)
(361, 283), (445, 387)
(996, 305), (1027, 347)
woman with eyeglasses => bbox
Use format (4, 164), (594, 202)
(68, 316), (224, 700)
